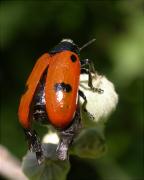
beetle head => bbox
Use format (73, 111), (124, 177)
(50, 39), (80, 55)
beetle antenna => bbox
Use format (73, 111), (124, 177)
(79, 38), (96, 51)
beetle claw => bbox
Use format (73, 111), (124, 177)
(92, 87), (104, 93)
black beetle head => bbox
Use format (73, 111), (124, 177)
(50, 39), (80, 55)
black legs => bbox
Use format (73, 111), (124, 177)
(81, 59), (104, 93)
(56, 105), (81, 160)
(79, 89), (87, 112)
(24, 128), (44, 164)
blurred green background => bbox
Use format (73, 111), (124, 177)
(0, 0), (143, 179)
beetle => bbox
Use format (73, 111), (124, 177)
(18, 39), (103, 164)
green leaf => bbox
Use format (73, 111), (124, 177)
(71, 127), (107, 159)
(22, 143), (70, 180)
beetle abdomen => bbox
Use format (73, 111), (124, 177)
(32, 72), (48, 124)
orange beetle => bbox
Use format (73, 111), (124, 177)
(18, 39), (102, 163)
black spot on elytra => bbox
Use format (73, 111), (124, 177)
(54, 82), (72, 93)
(64, 83), (72, 92)
(70, 54), (77, 62)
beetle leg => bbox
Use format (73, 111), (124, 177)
(81, 66), (104, 94)
(56, 104), (81, 160)
(56, 132), (73, 161)
(78, 89), (87, 112)
(81, 59), (96, 73)
(24, 128), (44, 164)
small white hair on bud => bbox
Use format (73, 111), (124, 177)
(80, 73), (118, 123)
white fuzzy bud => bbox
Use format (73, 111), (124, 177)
(79, 73), (118, 123)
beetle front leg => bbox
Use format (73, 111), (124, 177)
(24, 128), (44, 164)
(81, 58), (96, 73)
(79, 89), (87, 112)
(81, 59), (104, 94)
